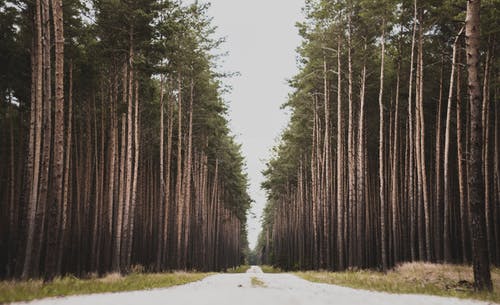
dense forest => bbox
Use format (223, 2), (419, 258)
(259, 0), (498, 290)
(0, 0), (251, 280)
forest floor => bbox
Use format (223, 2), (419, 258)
(6, 265), (496, 305)
(297, 262), (500, 304)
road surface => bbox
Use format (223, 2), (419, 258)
(14, 266), (489, 305)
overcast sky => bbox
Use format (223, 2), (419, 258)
(200, 0), (304, 249)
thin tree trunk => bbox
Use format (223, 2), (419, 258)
(59, 60), (72, 273)
(457, 49), (469, 263)
(22, 0), (43, 278)
(156, 76), (165, 270)
(391, 56), (401, 264)
(183, 79), (194, 268)
(336, 35), (345, 270)
(416, 12), (431, 261)
(435, 54), (445, 262)
(176, 73), (184, 268)
(45, 0), (65, 280)
(357, 38), (367, 267)
(481, 35), (492, 262)
(407, 0), (417, 262)
(444, 27), (464, 262)
(378, 20), (387, 271)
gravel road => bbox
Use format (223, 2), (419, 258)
(13, 266), (491, 305)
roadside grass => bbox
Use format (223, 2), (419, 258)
(296, 262), (500, 304)
(250, 277), (266, 287)
(0, 272), (210, 304)
(224, 265), (250, 273)
(260, 265), (282, 273)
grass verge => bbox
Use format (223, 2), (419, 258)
(260, 265), (282, 273)
(250, 277), (266, 287)
(224, 265), (250, 273)
(0, 272), (210, 304)
(296, 262), (500, 304)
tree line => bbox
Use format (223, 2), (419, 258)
(0, 0), (251, 280)
(259, 0), (498, 291)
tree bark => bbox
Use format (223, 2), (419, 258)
(465, 0), (492, 291)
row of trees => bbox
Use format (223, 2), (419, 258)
(0, 0), (251, 280)
(259, 0), (498, 290)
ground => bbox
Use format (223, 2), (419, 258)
(10, 266), (493, 305)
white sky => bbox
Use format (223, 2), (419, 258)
(201, 0), (304, 249)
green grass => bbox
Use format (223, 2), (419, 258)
(260, 265), (282, 273)
(296, 262), (500, 304)
(0, 272), (210, 304)
(224, 265), (250, 273)
(250, 277), (266, 287)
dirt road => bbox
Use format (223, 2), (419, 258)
(14, 266), (488, 305)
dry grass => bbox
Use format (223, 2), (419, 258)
(250, 277), (266, 287)
(260, 265), (282, 273)
(224, 265), (251, 273)
(97, 272), (123, 283)
(296, 262), (500, 304)
(0, 272), (210, 304)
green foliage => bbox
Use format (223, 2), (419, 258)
(259, 0), (500, 270)
(0, 0), (251, 276)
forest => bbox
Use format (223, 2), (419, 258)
(0, 0), (251, 280)
(259, 0), (499, 291)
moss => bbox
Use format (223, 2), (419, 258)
(0, 272), (210, 304)
(296, 263), (500, 304)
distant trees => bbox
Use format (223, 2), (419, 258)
(260, 0), (499, 291)
(0, 0), (251, 279)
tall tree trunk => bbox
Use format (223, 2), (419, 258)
(22, 0), (43, 279)
(127, 79), (140, 266)
(465, 0), (492, 291)
(357, 38), (367, 267)
(444, 27), (464, 262)
(407, 0), (418, 261)
(391, 55), (401, 264)
(416, 11), (431, 261)
(156, 76), (165, 270)
(456, 49), (469, 263)
(33, 0), (52, 277)
(435, 54), (445, 262)
(183, 79), (194, 268)
(58, 60), (72, 273)
(163, 79), (174, 266)
(176, 73), (184, 268)
(481, 35), (492, 263)
(122, 33), (134, 268)
(378, 20), (387, 271)
(347, 8), (356, 268)
(45, 0), (65, 280)
(336, 35), (345, 270)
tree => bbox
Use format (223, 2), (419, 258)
(465, 0), (492, 291)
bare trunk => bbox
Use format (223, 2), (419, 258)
(336, 36), (345, 270)
(378, 21), (387, 271)
(444, 27), (464, 262)
(465, 0), (492, 291)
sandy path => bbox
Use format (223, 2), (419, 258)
(13, 266), (489, 305)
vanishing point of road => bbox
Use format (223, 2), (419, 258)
(14, 266), (489, 305)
